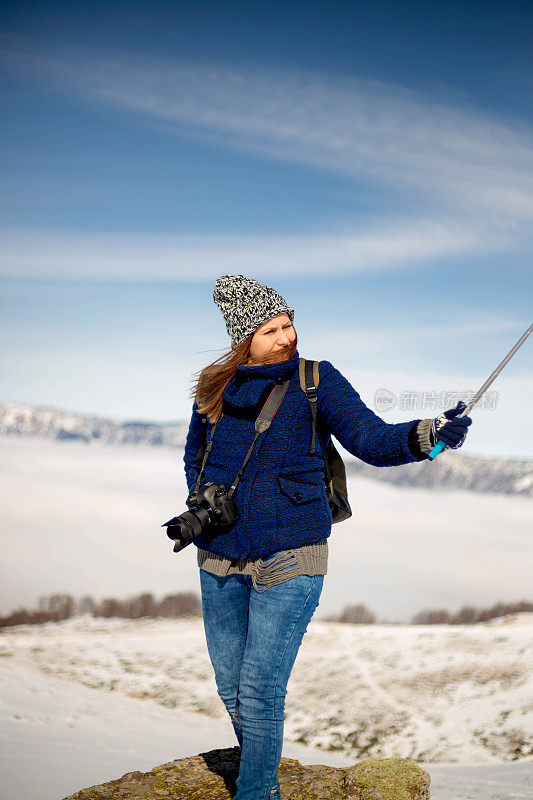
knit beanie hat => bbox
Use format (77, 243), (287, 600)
(213, 275), (295, 348)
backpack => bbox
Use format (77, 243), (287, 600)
(298, 358), (352, 524)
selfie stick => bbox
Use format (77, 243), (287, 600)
(428, 322), (533, 460)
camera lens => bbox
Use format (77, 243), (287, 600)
(174, 506), (213, 543)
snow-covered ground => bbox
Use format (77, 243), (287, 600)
(1, 614), (532, 800)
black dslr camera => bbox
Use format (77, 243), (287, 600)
(161, 482), (239, 553)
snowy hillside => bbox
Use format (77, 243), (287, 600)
(2, 617), (533, 800)
(0, 400), (188, 448)
(1, 400), (531, 496)
(2, 613), (531, 765)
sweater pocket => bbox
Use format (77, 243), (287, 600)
(277, 474), (323, 504)
(275, 472), (332, 549)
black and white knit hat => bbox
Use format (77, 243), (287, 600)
(213, 275), (295, 348)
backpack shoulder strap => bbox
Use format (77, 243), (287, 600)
(299, 358), (337, 492)
(298, 357), (320, 455)
(298, 357), (319, 392)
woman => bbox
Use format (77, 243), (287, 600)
(183, 274), (472, 800)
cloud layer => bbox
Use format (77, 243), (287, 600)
(1, 42), (533, 279)
(0, 218), (502, 280)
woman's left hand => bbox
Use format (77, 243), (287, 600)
(431, 400), (473, 449)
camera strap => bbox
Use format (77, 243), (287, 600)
(193, 378), (291, 499)
(194, 417), (217, 494)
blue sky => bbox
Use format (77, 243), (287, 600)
(1, 0), (532, 458)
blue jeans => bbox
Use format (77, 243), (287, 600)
(199, 557), (324, 800)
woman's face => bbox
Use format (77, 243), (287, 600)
(247, 313), (296, 364)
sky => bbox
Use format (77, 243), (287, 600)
(1, 0), (532, 458)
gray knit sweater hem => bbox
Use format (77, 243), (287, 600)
(197, 539), (328, 592)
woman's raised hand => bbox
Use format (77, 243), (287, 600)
(430, 400), (473, 450)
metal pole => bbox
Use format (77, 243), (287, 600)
(428, 322), (533, 460)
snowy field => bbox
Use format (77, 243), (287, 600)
(1, 614), (532, 800)
(1, 435), (532, 798)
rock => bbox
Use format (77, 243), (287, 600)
(62, 746), (431, 799)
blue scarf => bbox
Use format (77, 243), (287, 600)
(222, 350), (300, 412)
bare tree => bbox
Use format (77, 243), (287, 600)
(97, 597), (123, 618)
(412, 608), (452, 624)
(125, 592), (157, 619)
(452, 605), (479, 624)
(158, 592), (202, 617)
(336, 603), (377, 624)
(476, 600), (533, 622)
(76, 595), (97, 615)
(37, 593), (74, 621)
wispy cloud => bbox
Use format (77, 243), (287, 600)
(0, 218), (507, 280)
(4, 42), (533, 217)
(2, 40), (533, 279)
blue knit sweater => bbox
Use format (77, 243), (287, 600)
(183, 349), (427, 560)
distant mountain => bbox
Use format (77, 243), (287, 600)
(1, 401), (531, 497)
(345, 450), (532, 497)
(0, 400), (188, 448)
